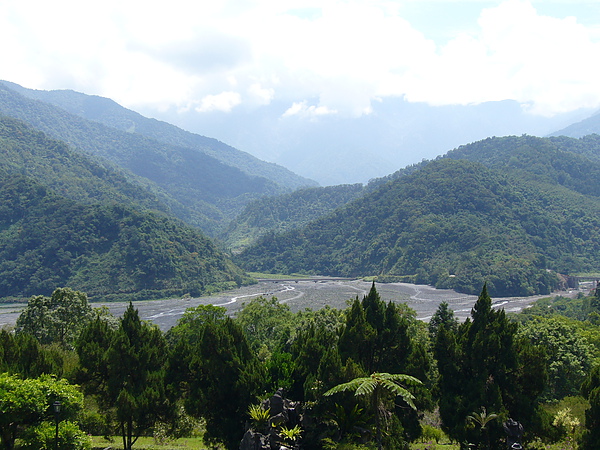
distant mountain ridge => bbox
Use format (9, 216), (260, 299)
(549, 109), (600, 138)
(1, 81), (316, 191)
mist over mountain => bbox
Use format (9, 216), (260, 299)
(144, 97), (593, 185)
(549, 110), (600, 138)
(1, 81), (316, 191)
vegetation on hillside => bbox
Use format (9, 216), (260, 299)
(0, 84), (293, 235)
(224, 183), (364, 251)
(0, 171), (249, 301)
(1, 80), (316, 191)
(236, 157), (600, 297)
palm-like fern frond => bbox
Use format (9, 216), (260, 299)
(325, 372), (421, 409)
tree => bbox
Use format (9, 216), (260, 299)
(580, 365), (600, 449)
(0, 330), (57, 377)
(0, 373), (84, 450)
(467, 407), (499, 450)
(435, 284), (531, 446)
(324, 372), (422, 450)
(517, 316), (594, 400)
(428, 301), (458, 340)
(234, 296), (293, 353)
(16, 287), (93, 348)
(77, 303), (169, 450)
(167, 305), (266, 450)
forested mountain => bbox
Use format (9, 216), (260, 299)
(225, 135), (600, 252)
(0, 83), (312, 235)
(0, 115), (250, 301)
(1, 80), (316, 191)
(445, 135), (600, 192)
(0, 171), (249, 301)
(235, 151), (600, 297)
(223, 183), (365, 251)
(0, 115), (166, 212)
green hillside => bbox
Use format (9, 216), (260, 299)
(0, 171), (250, 301)
(0, 114), (166, 211)
(0, 83), (293, 235)
(1, 80), (317, 191)
(235, 154), (600, 297)
(223, 183), (364, 250)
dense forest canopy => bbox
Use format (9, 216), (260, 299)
(0, 83), (311, 236)
(1, 81), (316, 191)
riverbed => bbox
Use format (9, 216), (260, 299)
(0, 279), (587, 331)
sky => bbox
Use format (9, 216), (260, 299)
(2, 0), (600, 119)
(2, 0), (600, 184)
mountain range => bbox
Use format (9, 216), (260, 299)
(234, 135), (600, 296)
(1, 80), (600, 300)
(0, 81), (316, 236)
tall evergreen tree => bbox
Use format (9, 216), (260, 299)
(436, 284), (533, 447)
(167, 306), (265, 450)
(77, 303), (169, 450)
(580, 365), (600, 450)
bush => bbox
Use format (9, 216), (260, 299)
(420, 425), (446, 443)
(19, 421), (92, 450)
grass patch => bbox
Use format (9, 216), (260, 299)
(91, 436), (212, 449)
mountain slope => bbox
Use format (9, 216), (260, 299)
(1, 80), (316, 191)
(549, 110), (600, 138)
(0, 83), (296, 235)
(0, 114), (167, 212)
(444, 135), (600, 197)
(235, 155), (600, 297)
(223, 183), (364, 251)
(0, 171), (250, 301)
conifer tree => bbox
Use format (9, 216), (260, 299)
(436, 284), (525, 446)
(167, 307), (265, 450)
(77, 303), (169, 450)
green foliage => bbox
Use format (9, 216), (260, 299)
(517, 317), (594, 400)
(0, 171), (249, 301)
(224, 183), (364, 251)
(234, 296), (293, 353)
(0, 84), (301, 235)
(0, 373), (84, 450)
(19, 420), (92, 450)
(325, 372), (422, 450)
(428, 302), (457, 340)
(580, 365), (600, 449)
(77, 303), (169, 450)
(15, 288), (93, 348)
(435, 284), (543, 446)
(247, 404), (271, 434)
(167, 306), (266, 450)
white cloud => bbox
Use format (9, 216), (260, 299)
(195, 91), (242, 113)
(1, 0), (600, 117)
(283, 101), (337, 119)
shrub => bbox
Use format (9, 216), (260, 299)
(19, 420), (92, 450)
